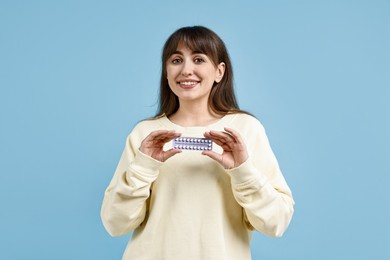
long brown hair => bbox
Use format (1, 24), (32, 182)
(155, 26), (248, 118)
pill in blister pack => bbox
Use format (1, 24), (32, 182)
(172, 137), (213, 151)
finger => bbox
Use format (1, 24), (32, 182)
(223, 127), (247, 150)
(210, 128), (245, 149)
(160, 133), (181, 144)
(148, 130), (180, 139)
(157, 133), (181, 144)
(205, 130), (234, 145)
(203, 131), (226, 148)
(147, 130), (181, 144)
(147, 130), (172, 138)
(143, 131), (167, 145)
(205, 136), (231, 151)
(205, 131), (237, 151)
(224, 128), (249, 164)
(141, 131), (181, 152)
(203, 132), (231, 152)
(201, 150), (223, 164)
(223, 127), (242, 142)
(163, 148), (182, 161)
(158, 132), (181, 142)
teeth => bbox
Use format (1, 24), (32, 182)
(180, 81), (198, 85)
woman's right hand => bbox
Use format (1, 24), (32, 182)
(139, 130), (182, 162)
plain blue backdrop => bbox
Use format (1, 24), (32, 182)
(0, 0), (389, 259)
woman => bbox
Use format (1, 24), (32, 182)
(101, 26), (294, 260)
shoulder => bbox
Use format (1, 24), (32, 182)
(227, 113), (274, 154)
(134, 117), (165, 130)
(227, 113), (265, 131)
(225, 113), (269, 145)
(128, 116), (166, 139)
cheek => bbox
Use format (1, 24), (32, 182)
(166, 65), (179, 78)
(166, 74), (176, 84)
(166, 71), (176, 88)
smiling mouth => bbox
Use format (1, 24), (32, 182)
(178, 81), (200, 88)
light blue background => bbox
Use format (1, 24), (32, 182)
(1, 0), (389, 259)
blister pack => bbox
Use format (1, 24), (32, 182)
(172, 137), (213, 151)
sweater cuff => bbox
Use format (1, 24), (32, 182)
(128, 149), (164, 179)
(225, 158), (268, 186)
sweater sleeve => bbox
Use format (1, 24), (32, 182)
(226, 123), (294, 238)
(101, 134), (163, 237)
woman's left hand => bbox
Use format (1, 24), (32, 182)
(203, 127), (248, 169)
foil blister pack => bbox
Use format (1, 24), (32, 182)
(172, 137), (213, 151)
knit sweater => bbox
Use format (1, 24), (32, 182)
(101, 113), (294, 260)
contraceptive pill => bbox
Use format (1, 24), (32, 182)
(172, 137), (213, 151)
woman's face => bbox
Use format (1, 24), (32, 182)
(166, 44), (225, 106)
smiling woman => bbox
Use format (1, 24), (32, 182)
(158, 26), (241, 121)
(166, 45), (225, 114)
(100, 26), (294, 260)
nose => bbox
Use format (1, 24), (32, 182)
(181, 60), (194, 76)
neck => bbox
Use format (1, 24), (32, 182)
(169, 100), (222, 127)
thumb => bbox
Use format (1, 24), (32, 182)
(202, 150), (222, 164)
(163, 148), (182, 161)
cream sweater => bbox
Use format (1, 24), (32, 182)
(101, 113), (294, 260)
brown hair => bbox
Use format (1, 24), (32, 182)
(155, 26), (248, 118)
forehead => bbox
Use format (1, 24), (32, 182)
(172, 43), (204, 55)
(172, 36), (211, 53)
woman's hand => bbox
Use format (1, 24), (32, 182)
(203, 127), (248, 169)
(140, 130), (182, 162)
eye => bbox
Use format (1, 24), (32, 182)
(194, 57), (205, 64)
(171, 58), (182, 64)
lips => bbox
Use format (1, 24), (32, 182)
(177, 81), (200, 89)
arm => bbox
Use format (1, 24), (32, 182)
(203, 125), (294, 237)
(100, 136), (162, 236)
(101, 130), (181, 236)
(226, 157), (294, 237)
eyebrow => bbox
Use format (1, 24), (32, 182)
(172, 50), (205, 55)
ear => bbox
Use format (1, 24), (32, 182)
(215, 62), (226, 83)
